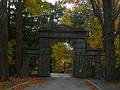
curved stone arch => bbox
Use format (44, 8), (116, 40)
(22, 24), (88, 78)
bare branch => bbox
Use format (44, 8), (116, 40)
(113, 0), (119, 8)
(114, 31), (119, 38)
(114, 16), (120, 38)
(90, 0), (104, 26)
(113, 2), (120, 22)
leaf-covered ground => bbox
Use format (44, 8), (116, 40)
(0, 81), (13, 90)
(0, 76), (44, 90)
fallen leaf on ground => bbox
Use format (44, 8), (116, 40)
(84, 80), (99, 90)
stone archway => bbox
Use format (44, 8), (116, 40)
(22, 25), (87, 78)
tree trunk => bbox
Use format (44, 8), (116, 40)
(0, 0), (9, 81)
(15, 0), (23, 77)
(102, 0), (116, 81)
(104, 36), (116, 80)
(64, 62), (66, 73)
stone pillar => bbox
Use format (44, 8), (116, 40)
(73, 39), (86, 78)
(38, 38), (50, 77)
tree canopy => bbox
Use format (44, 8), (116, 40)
(51, 42), (73, 72)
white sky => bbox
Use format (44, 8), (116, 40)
(46, 0), (74, 9)
(46, 0), (58, 4)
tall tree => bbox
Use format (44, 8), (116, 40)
(63, 0), (120, 80)
(102, 0), (115, 81)
(15, 0), (23, 77)
(90, 0), (120, 80)
(0, 0), (9, 81)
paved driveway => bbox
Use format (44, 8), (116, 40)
(24, 73), (91, 90)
